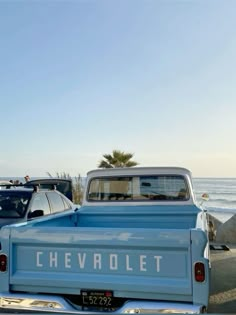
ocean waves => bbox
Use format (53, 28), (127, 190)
(193, 178), (236, 213)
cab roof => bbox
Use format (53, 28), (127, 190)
(87, 167), (192, 177)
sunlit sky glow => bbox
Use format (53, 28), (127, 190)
(1, 0), (236, 177)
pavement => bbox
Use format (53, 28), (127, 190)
(208, 243), (236, 313)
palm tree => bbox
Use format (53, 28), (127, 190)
(98, 150), (138, 168)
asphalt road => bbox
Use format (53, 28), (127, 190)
(208, 244), (236, 313)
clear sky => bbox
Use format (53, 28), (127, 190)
(1, 0), (236, 178)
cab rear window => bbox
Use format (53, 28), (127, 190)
(87, 175), (189, 202)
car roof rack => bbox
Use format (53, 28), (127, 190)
(27, 183), (57, 191)
(0, 178), (73, 201)
(25, 179), (73, 201)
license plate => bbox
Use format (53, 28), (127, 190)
(81, 290), (113, 308)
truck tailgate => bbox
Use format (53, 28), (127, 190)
(8, 227), (196, 301)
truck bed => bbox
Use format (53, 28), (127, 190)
(0, 214), (209, 308)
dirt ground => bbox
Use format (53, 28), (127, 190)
(208, 244), (236, 313)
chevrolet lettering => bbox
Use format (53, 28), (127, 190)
(36, 251), (162, 272)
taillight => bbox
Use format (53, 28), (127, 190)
(0, 254), (7, 272)
(194, 262), (205, 282)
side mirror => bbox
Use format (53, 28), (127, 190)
(28, 209), (44, 219)
(200, 193), (209, 207)
(201, 193), (209, 201)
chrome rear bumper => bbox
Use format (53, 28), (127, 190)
(0, 293), (206, 314)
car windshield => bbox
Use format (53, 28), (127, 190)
(88, 175), (189, 202)
(0, 191), (31, 218)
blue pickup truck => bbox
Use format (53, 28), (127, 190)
(0, 167), (210, 314)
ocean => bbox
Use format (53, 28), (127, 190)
(1, 176), (236, 222)
(193, 178), (236, 222)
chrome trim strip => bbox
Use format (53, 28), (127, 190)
(0, 293), (204, 314)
